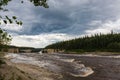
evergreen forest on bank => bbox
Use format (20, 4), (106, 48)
(45, 32), (120, 52)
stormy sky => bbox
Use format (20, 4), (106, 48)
(1, 0), (120, 48)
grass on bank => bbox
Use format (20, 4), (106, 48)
(65, 49), (120, 55)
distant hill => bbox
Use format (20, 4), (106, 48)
(45, 33), (120, 52)
(1, 45), (43, 53)
(8, 45), (35, 49)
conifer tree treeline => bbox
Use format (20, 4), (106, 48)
(45, 33), (120, 52)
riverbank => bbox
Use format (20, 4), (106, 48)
(63, 51), (120, 56)
(0, 53), (63, 80)
(0, 59), (63, 80)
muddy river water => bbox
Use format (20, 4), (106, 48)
(5, 53), (120, 80)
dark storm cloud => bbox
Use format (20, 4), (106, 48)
(21, 0), (120, 35)
(2, 0), (120, 35)
(1, 0), (120, 47)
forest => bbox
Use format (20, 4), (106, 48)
(45, 32), (120, 52)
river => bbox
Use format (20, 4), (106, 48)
(5, 53), (120, 80)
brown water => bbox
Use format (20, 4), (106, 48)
(5, 53), (120, 80)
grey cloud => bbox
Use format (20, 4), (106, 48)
(1, 0), (120, 35)
(1, 0), (120, 47)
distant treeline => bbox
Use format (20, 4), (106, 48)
(0, 45), (42, 53)
(45, 32), (120, 52)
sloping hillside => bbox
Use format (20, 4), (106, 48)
(45, 33), (120, 52)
